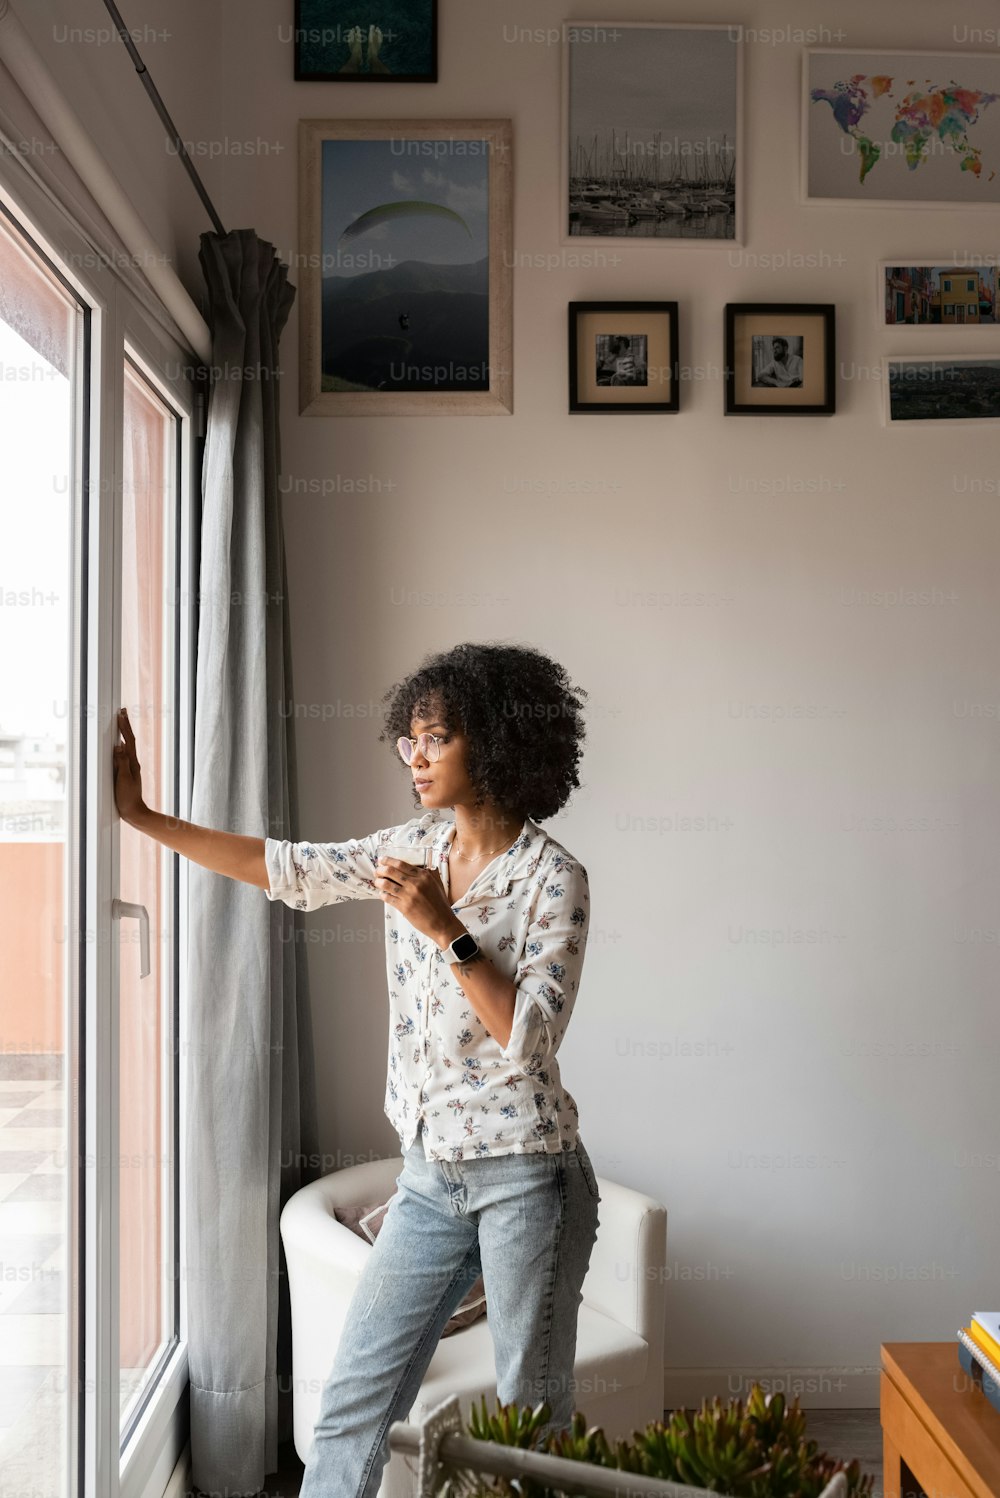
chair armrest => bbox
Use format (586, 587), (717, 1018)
(279, 1157), (403, 1277)
(583, 1176), (667, 1354)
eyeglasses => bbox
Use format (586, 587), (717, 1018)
(397, 733), (446, 765)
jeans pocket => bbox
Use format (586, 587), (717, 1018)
(573, 1141), (601, 1202)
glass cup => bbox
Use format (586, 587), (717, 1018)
(380, 840), (440, 870)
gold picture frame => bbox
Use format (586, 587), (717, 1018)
(298, 118), (513, 415)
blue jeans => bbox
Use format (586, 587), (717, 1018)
(298, 1126), (602, 1498)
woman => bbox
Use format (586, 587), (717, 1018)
(113, 640), (600, 1498)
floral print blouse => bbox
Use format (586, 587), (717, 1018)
(263, 809), (590, 1162)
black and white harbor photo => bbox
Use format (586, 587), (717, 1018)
(564, 22), (742, 242)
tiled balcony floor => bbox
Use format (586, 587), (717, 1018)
(0, 1078), (67, 1498)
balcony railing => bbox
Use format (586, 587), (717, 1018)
(387, 1394), (850, 1498)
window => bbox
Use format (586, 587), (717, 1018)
(0, 161), (199, 1498)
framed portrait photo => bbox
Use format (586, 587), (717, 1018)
(568, 301), (679, 413)
(724, 304), (836, 415)
(803, 49), (1000, 208)
(883, 356), (1000, 425)
(562, 21), (743, 245)
(298, 118), (512, 415)
(293, 0), (438, 82)
(879, 262), (998, 326)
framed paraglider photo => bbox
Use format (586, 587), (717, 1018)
(298, 118), (513, 414)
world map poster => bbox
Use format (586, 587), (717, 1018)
(806, 49), (1000, 204)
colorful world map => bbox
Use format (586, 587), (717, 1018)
(810, 74), (1000, 184)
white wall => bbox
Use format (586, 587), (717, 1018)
(222, 0), (1000, 1407)
(32, 0), (1000, 1408)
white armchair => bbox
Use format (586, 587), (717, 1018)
(280, 1153), (667, 1498)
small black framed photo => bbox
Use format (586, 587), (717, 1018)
(294, 0), (438, 82)
(568, 301), (679, 413)
(724, 303), (836, 415)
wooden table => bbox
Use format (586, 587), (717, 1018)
(881, 1342), (1000, 1498)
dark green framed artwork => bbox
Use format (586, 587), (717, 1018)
(294, 0), (438, 82)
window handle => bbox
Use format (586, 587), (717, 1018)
(113, 898), (150, 979)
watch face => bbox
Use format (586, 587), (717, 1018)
(452, 932), (479, 961)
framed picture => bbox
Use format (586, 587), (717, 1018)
(562, 21), (743, 245)
(724, 304), (836, 416)
(568, 301), (679, 413)
(883, 356), (1000, 425)
(880, 262), (998, 326)
(804, 49), (1000, 207)
(298, 119), (512, 415)
(293, 0), (438, 82)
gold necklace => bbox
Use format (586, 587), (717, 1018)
(453, 830), (517, 862)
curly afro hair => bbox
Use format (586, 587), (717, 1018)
(378, 641), (588, 823)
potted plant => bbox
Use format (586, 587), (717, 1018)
(435, 1382), (875, 1498)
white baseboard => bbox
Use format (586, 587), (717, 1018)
(663, 1365), (879, 1410)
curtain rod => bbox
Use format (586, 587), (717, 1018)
(98, 0), (226, 237)
(0, 0), (212, 362)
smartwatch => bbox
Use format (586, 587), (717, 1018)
(441, 930), (481, 964)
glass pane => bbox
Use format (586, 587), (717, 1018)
(0, 210), (80, 1498)
(118, 358), (176, 1435)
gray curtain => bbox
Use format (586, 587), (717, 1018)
(186, 229), (319, 1495)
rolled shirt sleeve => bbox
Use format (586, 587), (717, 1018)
(499, 855), (590, 1077)
(263, 827), (397, 911)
